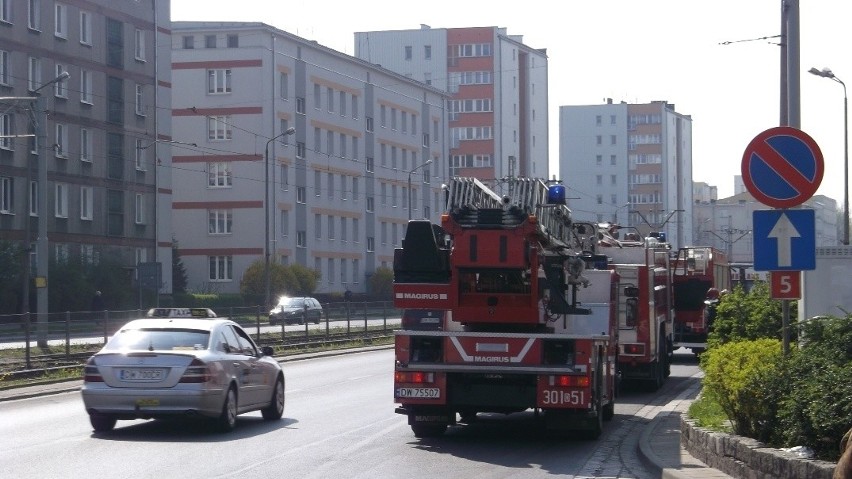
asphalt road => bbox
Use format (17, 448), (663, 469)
(1, 349), (702, 479)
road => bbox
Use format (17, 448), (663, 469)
(0, 349), (702, 479)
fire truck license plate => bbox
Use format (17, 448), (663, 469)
(396, 387), (440, 399)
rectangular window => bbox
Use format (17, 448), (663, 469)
(182, 35), (194, 49)
(340, 217), (347, 241)
(208, 209), (232, 234)
(366, 156), (374, 173)
(80, 69), (93, 104)
(280, 210), (289, 237)
(296, 142), (305, 159)
(279, 72), (288, 99)
(313, 84), (321, 109)
(28, 56), (41, 92)
(135, 138), (146, 170)
(208, 256), (233, 281)
(0, 50), (9, 85)
(314, 170), (321, 197)
(280, 164), (289, 191)
(54, 124), (68, 158)
(296, 187), (306, 204)
(207, 116), (231, 140)
(55, 4), (67, 38)
(352, 96), (358, 119)
(610, 135), (617, 145)
(367, 237), (375, 252)
(135, 29), (145, 61)
(327, 215), (335, 240)
(135, 193), (145, 224)
(327, 172), (334, 199)
(79, 11), (91, 45)
(366, 116), (373, 132)
(296, 231), (306, 248)
(0, 0), (10, 23)
(610, 154), (617, 166)
(296, 97), (305, 114)
(424, 45), (432, 60)
(55, 183), (68, 218)
(366, 196), (374, 212)
(339, 91), (346, 117)
(204, 34), (216, 48)
(30, 181), (38, 216)
(314, 213), (322, 239)
(207, 69), (231, 93)
(54, 64), (68, 97)
(207, 162), (232, 187)
(135, 84), (145, 115)
(405, 45), (412, 60)
(80, 186), (92, 220)
(227, 34), (238, 48)
(353, 219), (359, 242)
(28, 0), (40, 30)
(0, 176), (11, 213)
(327, 258), (334, 284)
(327, 87), (334, 112)
(0, 113), (12, 150)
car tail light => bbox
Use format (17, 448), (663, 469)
(179, 358), (212, 383)
(83, 357), (103, 383)
(623, 343), (645, 355)
(550, 375), (590, 387)
(394, 371), (434, 384)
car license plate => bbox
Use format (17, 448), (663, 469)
(119, 368), (164, 381)
(136, 398), (160, 407)
(396, 387), (440, 399)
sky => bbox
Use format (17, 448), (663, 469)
(171, 0), (852, 204)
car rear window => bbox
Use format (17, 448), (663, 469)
(103, 328), (210, 351)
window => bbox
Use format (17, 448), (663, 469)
(279, 119), (291, 145)
(380, 105), (386, 128)
(208, 162), (232, 187)
(296, 187), (306, 204)
(207, 116), (231, 140)
(596, 175), (602, 186)
(280, 210), (288, 237)
(353, 218), (359, 241)
(296, 142), (305, 159)
(182, 35), (194, 49)
(227, 34), (238, 48)
(79, 11), (91, 45)
(314, 170), (321, 197)
(366, 156), (374, 173)
(296, 97), (305, 114)
(28, 0), (40, 30)
(135, 193), (145, 224)
(596, 115), (602, 126)
(55, 123), (68, 157)
(327, 172), (334, 199)
(208, 255), (233, 281)
(296, 231), (306, 248)
(29, 181), (37, 216)
(55, 4), (67, 38)
(352, 96), (358, 119)
(327, 258), (334, 284)
(208, 209), (232, 234)
(135, 139), (146, 170)
(0, 50), (9, 85)
(314, 213), (322, 239)
(80, 186), (92, 220)
(611, 115), (616, 125)
(55, 183), (68, 218)
(610, 155), (617, 166)
(366, 116), (373, 132)
(596, 155), (602, 166)
(280, 164), (289, 190)
(313, 84), (320, 109)
(135, 84), (145, 115)
(610, 135), (616, 145)
(204, 34), (216, 48)
(54, 64), (67, 97)
(207, 68), (231, 93)
(340, 217), (347, 241)
(405, 46), (412, 60)
(80, 69), (92, 104)
(424, 45), (432, 60)
(327, 215), (335, 240)
(135, 29), (145, 61)
(0, 113), (11, 150)
(611, 175), (617, 186)
(596, 135), (602, 146)
(367, 237), (375, 252)
(366, 196), (374, 212)
(352, 177), (359, 201)
(28, 57), (41, 92)
(339, 91), (346, 117)
(0, 0), (10, 23)
(327, 87), (334, 112)
(279, 72), (288, 99)
(0, 176), (11, 213)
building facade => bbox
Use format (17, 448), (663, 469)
(0, 0), (172, 311)
(170, 22), (450, 296)
(559, 100), (693, 248)
(354, 25), (549, 182)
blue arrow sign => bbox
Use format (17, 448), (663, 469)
(753, 209), (815, 271)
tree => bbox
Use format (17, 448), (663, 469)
(287, 263), (320, 296)
(171, 239), (188, 294)
(240, 260), (317, 304)
(368, 266), (394, 299)
(707, 282), (792, 347)
(0, 241), (23, 314)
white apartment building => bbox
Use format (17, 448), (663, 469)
(355, 25), (549, 182)
(170, 22), (450, 296)
(559, 100), (693, 248)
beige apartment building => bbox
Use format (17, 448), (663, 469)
(170, 22), (450, 296)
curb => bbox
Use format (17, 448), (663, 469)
(638, 413), (691, 479)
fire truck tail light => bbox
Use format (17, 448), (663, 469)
(395, 371), (434, 384)
(623, 343), (645, 355)
(550, 375), (590, 387)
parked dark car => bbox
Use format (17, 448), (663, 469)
(269, 297), (323, 325)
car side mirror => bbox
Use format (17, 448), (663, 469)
(261, 346), (275, 357)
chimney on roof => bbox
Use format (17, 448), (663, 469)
(420, 24), (431, 29)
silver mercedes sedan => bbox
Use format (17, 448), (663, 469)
(81, 317), (284, 433)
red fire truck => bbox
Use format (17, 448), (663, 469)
(392, 177), (619, 438)
(671, 246), (731, 356)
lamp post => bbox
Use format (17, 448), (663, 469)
(408, 159), (433, 220)
(264, 127), (296, 312)
(808, 67), (849, 245)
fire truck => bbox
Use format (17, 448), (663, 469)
(601, 231), (674, 390)
(392, 177), (620, 438)
(670, 246), (731, 356)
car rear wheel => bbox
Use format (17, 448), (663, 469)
(216, 386), (238, 432)
(89, 413), (117, 432)
(261, 376), (285, 420)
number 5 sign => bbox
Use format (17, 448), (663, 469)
(771, 271), (801, 299)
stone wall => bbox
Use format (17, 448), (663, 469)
(681, 416), (837, 479)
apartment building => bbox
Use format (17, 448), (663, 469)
(0, 0), (172, 309)
(355, 25), (549, 182)
(559, 100), (693, 248)
(170, 22), (450, 295)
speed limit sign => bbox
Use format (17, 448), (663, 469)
(771, 271), (801, 299)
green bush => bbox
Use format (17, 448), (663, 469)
(700, 338), (784, 438)
(708, 282), (793, 347)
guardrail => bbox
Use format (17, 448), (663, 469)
(0, 301), (403, 371)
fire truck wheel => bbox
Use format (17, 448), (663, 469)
(587, 404), (603, 439)
(411, 424), (447, 438)
(603, 400), (615, 421)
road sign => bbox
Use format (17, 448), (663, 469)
(741, 126), (823, 208)
(771, 271), (801, 299)
(752, 209), (815, 271)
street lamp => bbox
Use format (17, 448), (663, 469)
(408, 159), (433, 220)
(264, 127), (296, 312)
(809, 66), (849, 245)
